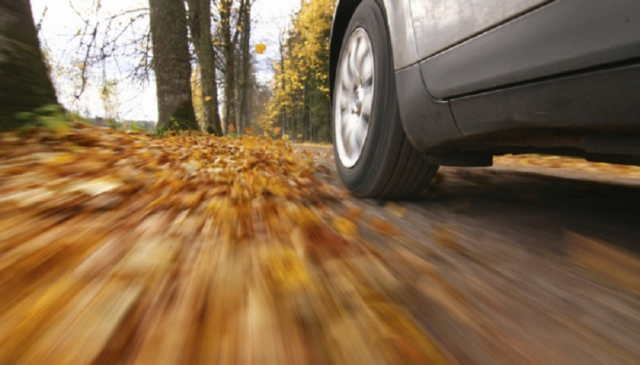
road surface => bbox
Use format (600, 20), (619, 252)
(309, 147), (640, 365)
(1, 128), (638, 365)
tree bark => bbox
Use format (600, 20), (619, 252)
(219, 0), (236, 133)
(149, 0), (198, 131)
(237, 0), (252, 132)
(0, 0), (58, 132)
(187, 0), (222, 135)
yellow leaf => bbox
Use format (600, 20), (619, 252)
(332, 217), (358, 239)
(204, 96), (213, 102)
(255, 43), (267, 55)
(272, 127), (282, 136)
(282, 134), (290, 141)
(384, 202), (406, 218)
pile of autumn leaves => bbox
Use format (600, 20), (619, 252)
(0, 123), (449, 364)
(0, 123), (367, 250)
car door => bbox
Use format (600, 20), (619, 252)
(409, 0), (640, 101)
(408, 0), (550, 61)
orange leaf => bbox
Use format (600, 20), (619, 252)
(344, 207), (364, 220)
(370, 218), (400, 237)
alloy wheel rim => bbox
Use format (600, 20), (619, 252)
(334, 28), (375, 168)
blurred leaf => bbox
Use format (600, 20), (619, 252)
(255, 43), (267, 54)
(370, 218), (400, 237)
(384, 202), (406, 218)
(332, 217), (358, 239)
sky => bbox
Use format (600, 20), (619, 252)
(31, 0), (302, 122)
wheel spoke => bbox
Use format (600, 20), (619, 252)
(341, 111), (353, 136)
(347, 119), (360, 153)
(354, 118), (368, 151)
(345, 113), (358, 136)
(348, 41), (359, 80)
(360, 88), (374, 119)
(341, 62), (354, 91)
(361, 55), (374, 87)
(356, 39), (370, 72)
(340, 88), (351, 110)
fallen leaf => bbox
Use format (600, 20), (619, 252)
(370, 218), (400, 237)
(332, 217), (358, 239)
(384, 202), (406, 218)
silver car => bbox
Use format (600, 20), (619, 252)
(330, 0), (640, 198)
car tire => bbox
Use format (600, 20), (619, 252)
(332, 0), (438, 199)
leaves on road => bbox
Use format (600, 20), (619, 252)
(0, 124), (450, 365)
(496, 154), (640, 178)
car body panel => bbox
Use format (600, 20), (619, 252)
(330, 0), (420, 95)
(379, 0), (419, 70)
(451, 64), (640, 139)
(396, 64), (463, 151)
(409, 0), (549, 60)
(331, 0), (640, 159)
(422, 0), (640, 99)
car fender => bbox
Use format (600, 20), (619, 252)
(330, 0), (418, 98)
(330, 0), (462, 151)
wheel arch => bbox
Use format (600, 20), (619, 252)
(330, 0), (463, 153)
(330, 0), (419, 102)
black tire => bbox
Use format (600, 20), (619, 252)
(332, 0), (438, 199)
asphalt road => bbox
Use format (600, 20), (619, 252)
(311, 147), (640, 365)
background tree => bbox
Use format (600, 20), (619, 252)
(29, 0), (263, 133)
(236, 0), (254, 133)
(187, 0), (222, 135)
(218, 0), (237, 133)
(0, 0), (58, 132)
(265, 0), (334, 142)
(148, 0), (198, 131)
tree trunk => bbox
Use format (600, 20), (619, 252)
(149, 0), (198, 131)
(0, 0), (58, 132)
(187, 0), (222, 135)
(219, 0), (236, 133)
(237, 0), (252, 133)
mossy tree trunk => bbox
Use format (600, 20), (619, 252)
(0, 0), (58, 132)
(149, 0), (199, 131)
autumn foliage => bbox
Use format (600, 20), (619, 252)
(0, 124), (450, 364)
(264, 0), (335, 142)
